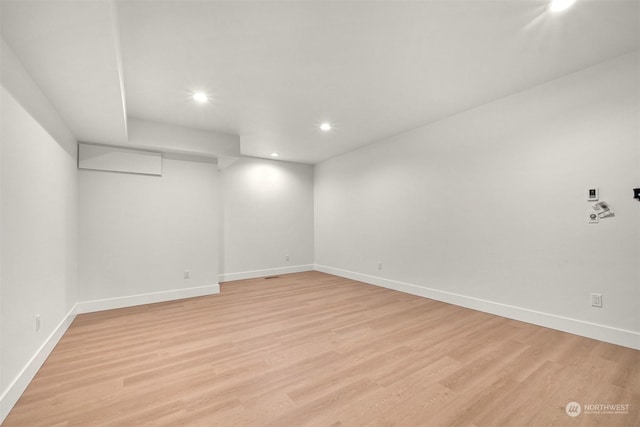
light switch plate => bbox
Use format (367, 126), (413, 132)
(591, 293), (602, 308)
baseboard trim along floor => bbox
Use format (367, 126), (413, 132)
(314, 264), (640, 350)
(219, 264), (314, 282)
(0, 305), (76, 423)
(75, 284), (220, 314)
(4, 271), (638, 425)
(2, 268), (638, 424)
(0, 283), (220, 424)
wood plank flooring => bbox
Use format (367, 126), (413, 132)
(4, 271), (639, 426)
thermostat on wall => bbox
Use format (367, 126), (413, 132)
(587, 188), (599, 201)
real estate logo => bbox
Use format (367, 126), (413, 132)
(583, 403), (630, 415)
(565, 401), (630, 417)
(565, 401), (581, 417)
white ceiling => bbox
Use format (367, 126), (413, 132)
(1, 0), (128, 145)
(1, 0), (639, 164)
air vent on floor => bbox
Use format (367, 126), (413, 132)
(264, 276), (280, 279)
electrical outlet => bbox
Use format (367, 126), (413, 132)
(377, 262), (383, 270)
(591, 293), (602, 308)
(285, 254), (290, 262)
(184, 270), (190, 279)
(35, 314), (41, 332)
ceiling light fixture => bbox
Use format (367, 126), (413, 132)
(320, 122), (332, 132)
(549, 0), (577, 13)
(192, 92), (209, 103)
(270, 152), (279, 158)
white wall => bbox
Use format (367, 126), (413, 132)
(220, 157), (314, 281)
(315, 52), (640, 347)
(78, 143), (162, 176)
(0, 39), (76, 156)
(127, 118), (241, 158)
(78, 155), (219, 306)
(0, 88), (3, 420)
(1, 86), (78, 415)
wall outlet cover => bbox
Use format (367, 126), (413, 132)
(591, 293), (603, 308)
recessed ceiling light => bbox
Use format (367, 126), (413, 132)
(320, 122), (332, 132)
(192, 92), (209, 103)
(549, 0), (577, 13)
(270, 152), (279, 158)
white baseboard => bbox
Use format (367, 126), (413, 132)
(75, 284), (220, 314)
(0, 305), (77, 424)
(219, 264), (314, 282)
(314, 264), (640, 350)
(0, 284), (221, 423)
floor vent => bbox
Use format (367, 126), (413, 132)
(264, 276), (280, 279)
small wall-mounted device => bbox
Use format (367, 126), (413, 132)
(588, 201), (614, 223)
(587, 188), (599, 201)
(593, 201), (614, 218)
(634, 188), (640, 201)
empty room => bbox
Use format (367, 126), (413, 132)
(1, 0), (639, 425)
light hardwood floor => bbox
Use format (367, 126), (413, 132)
(4, 271), (639, 426)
